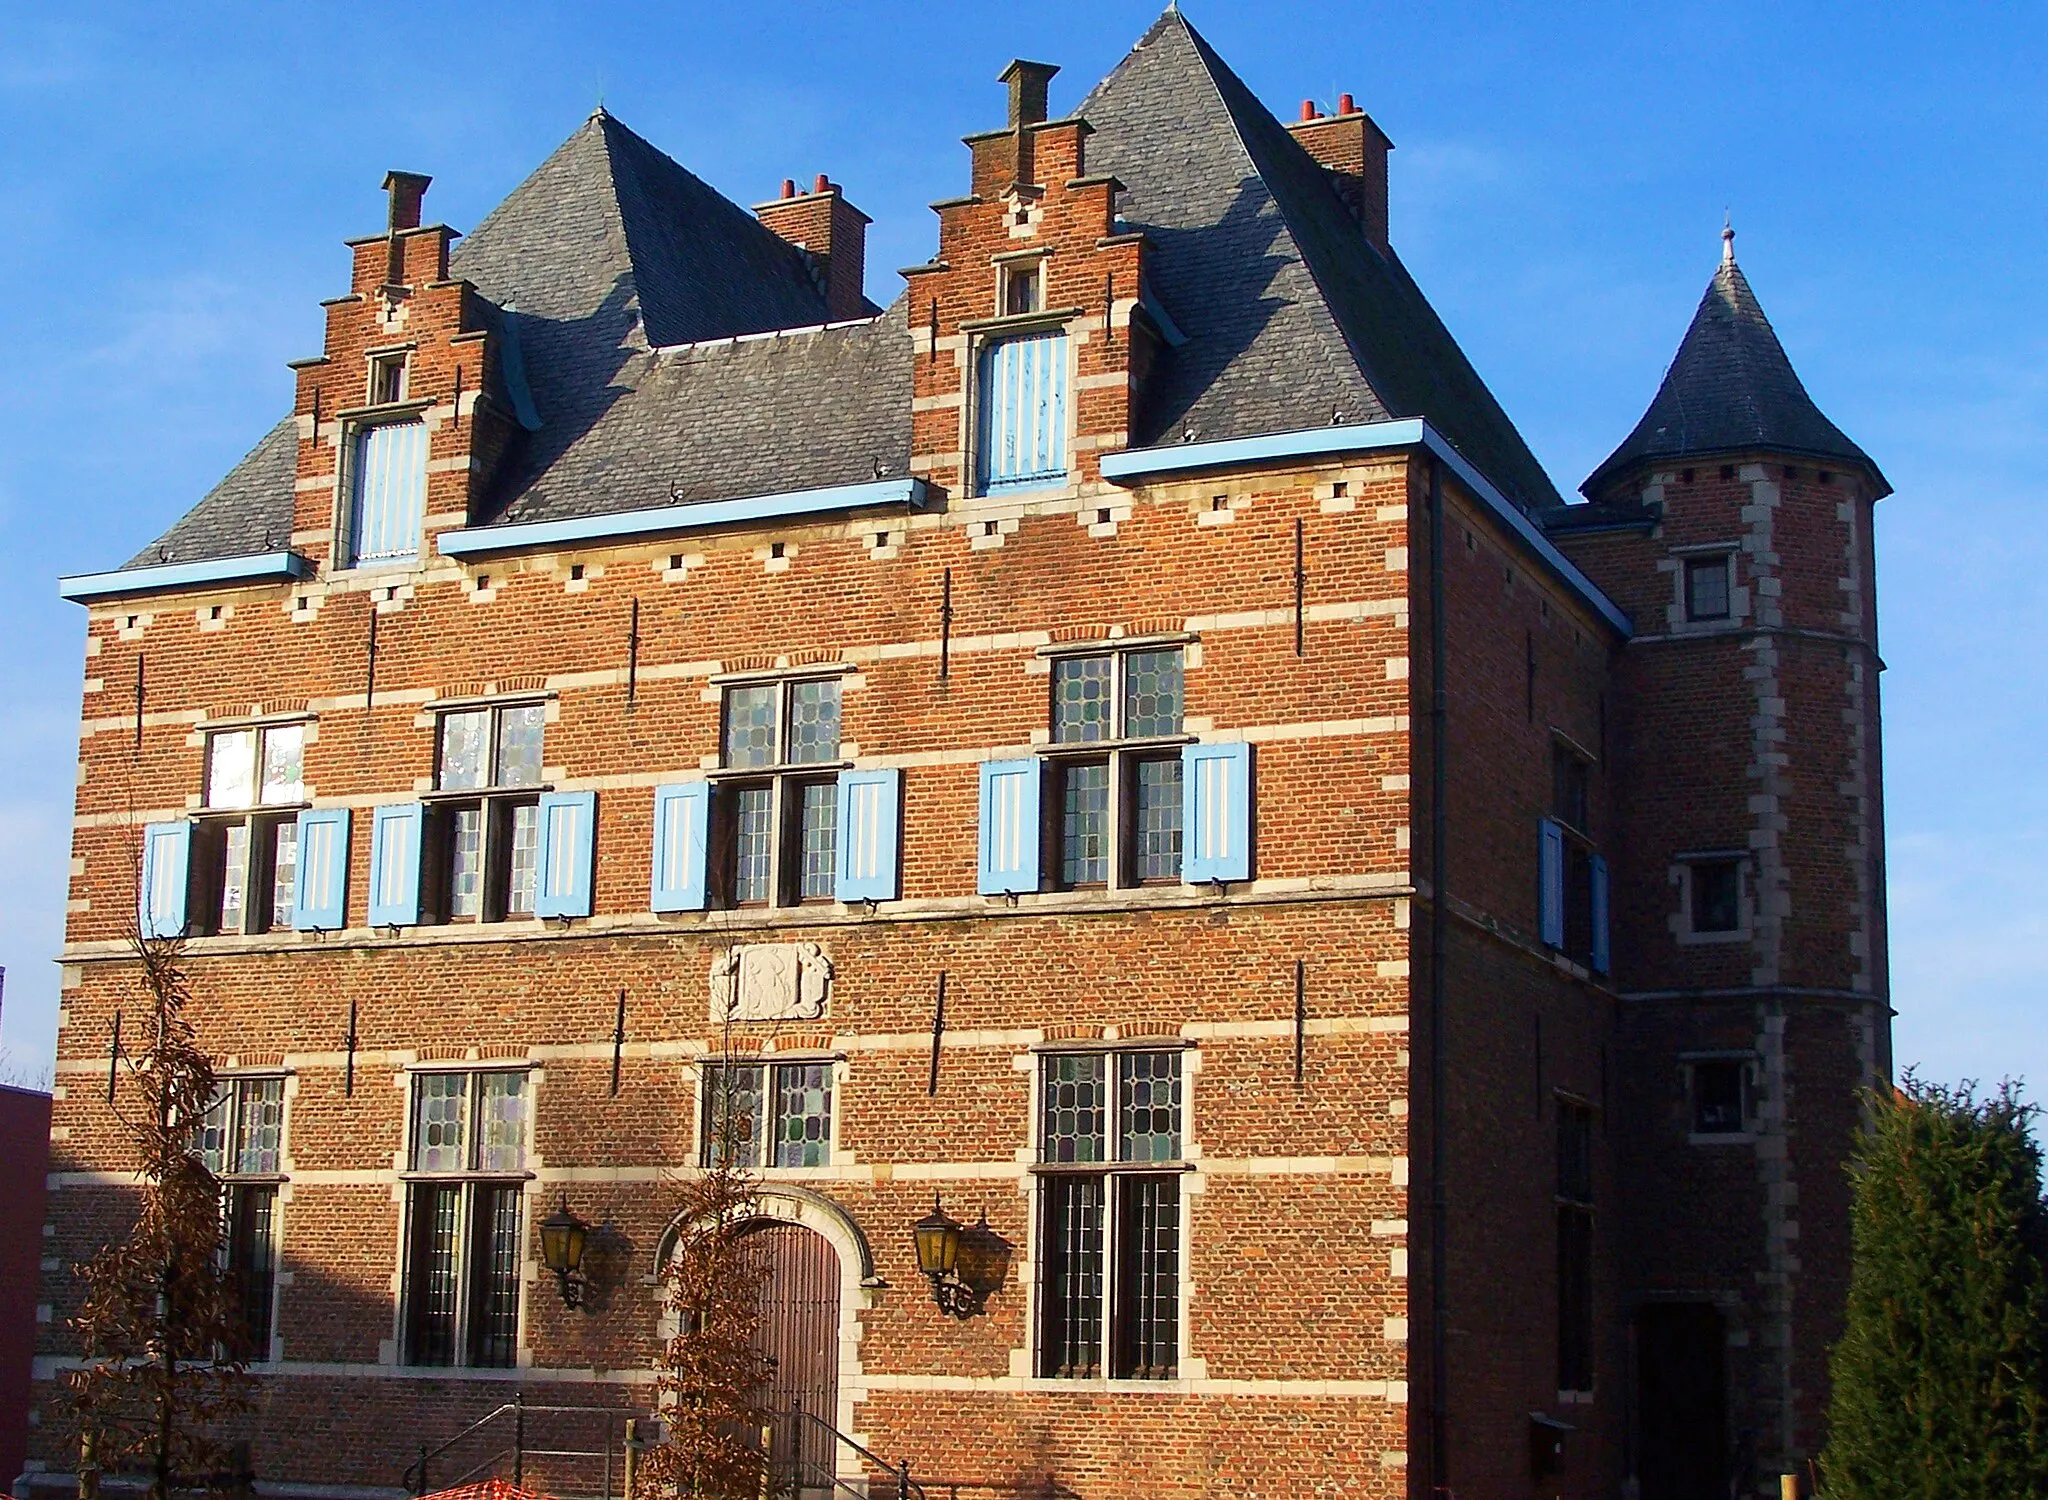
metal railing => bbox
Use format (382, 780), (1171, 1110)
(404, 1393), (632, 1499)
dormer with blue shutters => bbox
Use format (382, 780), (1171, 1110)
(905, 60), (1166, 504)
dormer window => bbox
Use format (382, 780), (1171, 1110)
(346, 419), (428, 566)
(976, 330), (1069, 495)
(369, 353), (408, 406)
(1003, 260), (1043, 316)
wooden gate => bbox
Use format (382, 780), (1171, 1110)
(746, 1221), (841, 1496)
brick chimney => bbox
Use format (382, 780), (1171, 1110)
(754, 175), (872, 322)
(1287, 94), (1393, 255)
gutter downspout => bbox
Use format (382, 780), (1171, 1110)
(1427, 455), (1451, 1494)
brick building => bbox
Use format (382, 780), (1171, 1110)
(38, 12), (1888, 1499)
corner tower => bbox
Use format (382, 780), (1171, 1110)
(1554, 228), (1891, 1492)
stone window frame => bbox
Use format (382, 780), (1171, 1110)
(192, 1068), (293, 1364)
(692, 1050), (847, 1172)
(394, 1062), (538, 1373)
(1681, 1051), (1758, 1146)
(1662, 540), (1749, 634)
(1027, 1038), (1196, 1386)
(706, 667), (854, 909)
(422, 699), (550, 925)
(1671, 849), (1752, 946)
(1035, 640), (1194, 893)
(960, 294), (1080, 501)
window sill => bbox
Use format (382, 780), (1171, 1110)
(1038, 734), (1195, 757)
(979, 476), (1072, 499)
(1676, 928), (1750, 946)
(1687, 1132), (1756, 1147)
(703, 761), (849, 782)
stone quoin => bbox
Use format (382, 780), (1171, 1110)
(38, 12), (1888, 1499)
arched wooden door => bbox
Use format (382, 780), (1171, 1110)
(746, 1221), (841, 1496)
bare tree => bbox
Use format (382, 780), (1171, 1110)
(637, 986), (777, 1500)
(65, 932), (253, 1500)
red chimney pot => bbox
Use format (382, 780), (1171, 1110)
(1300, 100), (1317, 122)
(781, 178), (796, 199)
(814, 173), (831, 195)
(1338, 92), (1357, 115)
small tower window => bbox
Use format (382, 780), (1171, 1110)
(1003, 261), (1043, 316)
(1689, 1058), (1749, 1136)
(1684, 555), (1731, 622)
(370, 354), (408, 406)
(348, 420), (428, 566)
(1689, 858), (1743, 934)
(976, 329), (1068, 495)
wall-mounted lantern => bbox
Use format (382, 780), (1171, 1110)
(539, 1197), (591, 1308)
(911, 1196), (1012, 1319)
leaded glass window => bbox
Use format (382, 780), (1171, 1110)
(700, 1061), (837, 1170)
(1051, 657), (1112, 744)
(797, 781), (838, 901)
(1040, 1053), (1108, 1164)
(722, 685), (778, 769)
(785, 679), (842, 765)
(713, 676), (846, 908)
(1130, 757), (1183, 882)
(1119, 1052), (1181, 1163)
(411, 1073), (469, 1173)
(1123, 651), (1183, 739)
(1060, 762), (1111, 886)
(774, 1063), (834, 1168)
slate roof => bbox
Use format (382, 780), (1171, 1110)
(116, 7), (1589, 573)
(1081, 11), (1564, 513)
(1581, 234), (1883, 499)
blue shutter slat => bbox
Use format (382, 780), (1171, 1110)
(650, 782), (711, 912)
(535, 791), (596, 919)
(293, 808), (351, 931)
(977, 759), (1041, 895)
(1538, 819), (1565, 949)
(139, 821), (192, 939)
(367, 803), (424, 927)
(1181, 742), (1252, 883)
(1590, 853), (1611, 975)
(835, 768), (902, 903)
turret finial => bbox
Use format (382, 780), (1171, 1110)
(1722, 212), (1735, 264)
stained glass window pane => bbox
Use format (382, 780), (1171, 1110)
(259, 724), (304, 805)
(1037, 1174), (1105, 1378)
(192, 1092), (232, 1175)
(773, 1063), (834, 1168)
(208, 730), (257, 809)
(469, 1185), (523, 1368)
(438, 711), (489, 791)
(723, 685), (777, 769)
(405, 1183), (462, 1366)
(797, 781), (837, 901)
(1040, 1053), (1108, 1164)
(733, 785), (774, 903)
(786, 679), (841, 765)
(1051, 657), (1112, 744)
(411, 1072), (469, 1173)
(505, 802), (539, 917)
(220, 823), (251, 933)
(234, 1077), (285, 1175)
(1112, 1175), (1180, 1378)
(269, 821), (298, 929)
(1132, 757), (1184, 881)
(1119, 1052), (1182, 1163)
(703, 1064), (765, 1168)
(476, 1072), (528, 1172)
(1061, 762), (1109, 886)
(495, 705), (545, 788)
(449, 807), (485, 918)
(1123, 650), (1183, 739)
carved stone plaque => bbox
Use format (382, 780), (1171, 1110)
(709, 942), (833, 1022)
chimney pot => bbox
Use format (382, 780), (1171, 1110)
(815, 173), (831, 195)
(1338, 92), (1357, 115)
(1300, 99), (1317, 121)
(998, 59), (1059, 128)
(781, 178), (796, 199)
(382, 170), (432, 233)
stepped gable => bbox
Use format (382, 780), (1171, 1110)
(1583, 229), (1885, 498)
(1080, 9), (1564, 513)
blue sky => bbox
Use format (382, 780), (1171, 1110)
(0, 2), (2041, 1090)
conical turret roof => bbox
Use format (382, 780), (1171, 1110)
(1583, 231), (1883, 498)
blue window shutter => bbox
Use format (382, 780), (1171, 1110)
(367, 803), (424, 927)
(139, 821), (192, 938)
(350, 420), (428, 564)
(1590, 853), (1611, 975)
(976, 333), (1069, 493)
(1538, 819), (1565, 949)
(650, 782), (711, 912)
(835, 768), (903, 903)
(977, 759), (1041, 895)
(535, 791), (597, 919)
(293, 808), (351, 931)
(1182, 742), (1252, 883)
